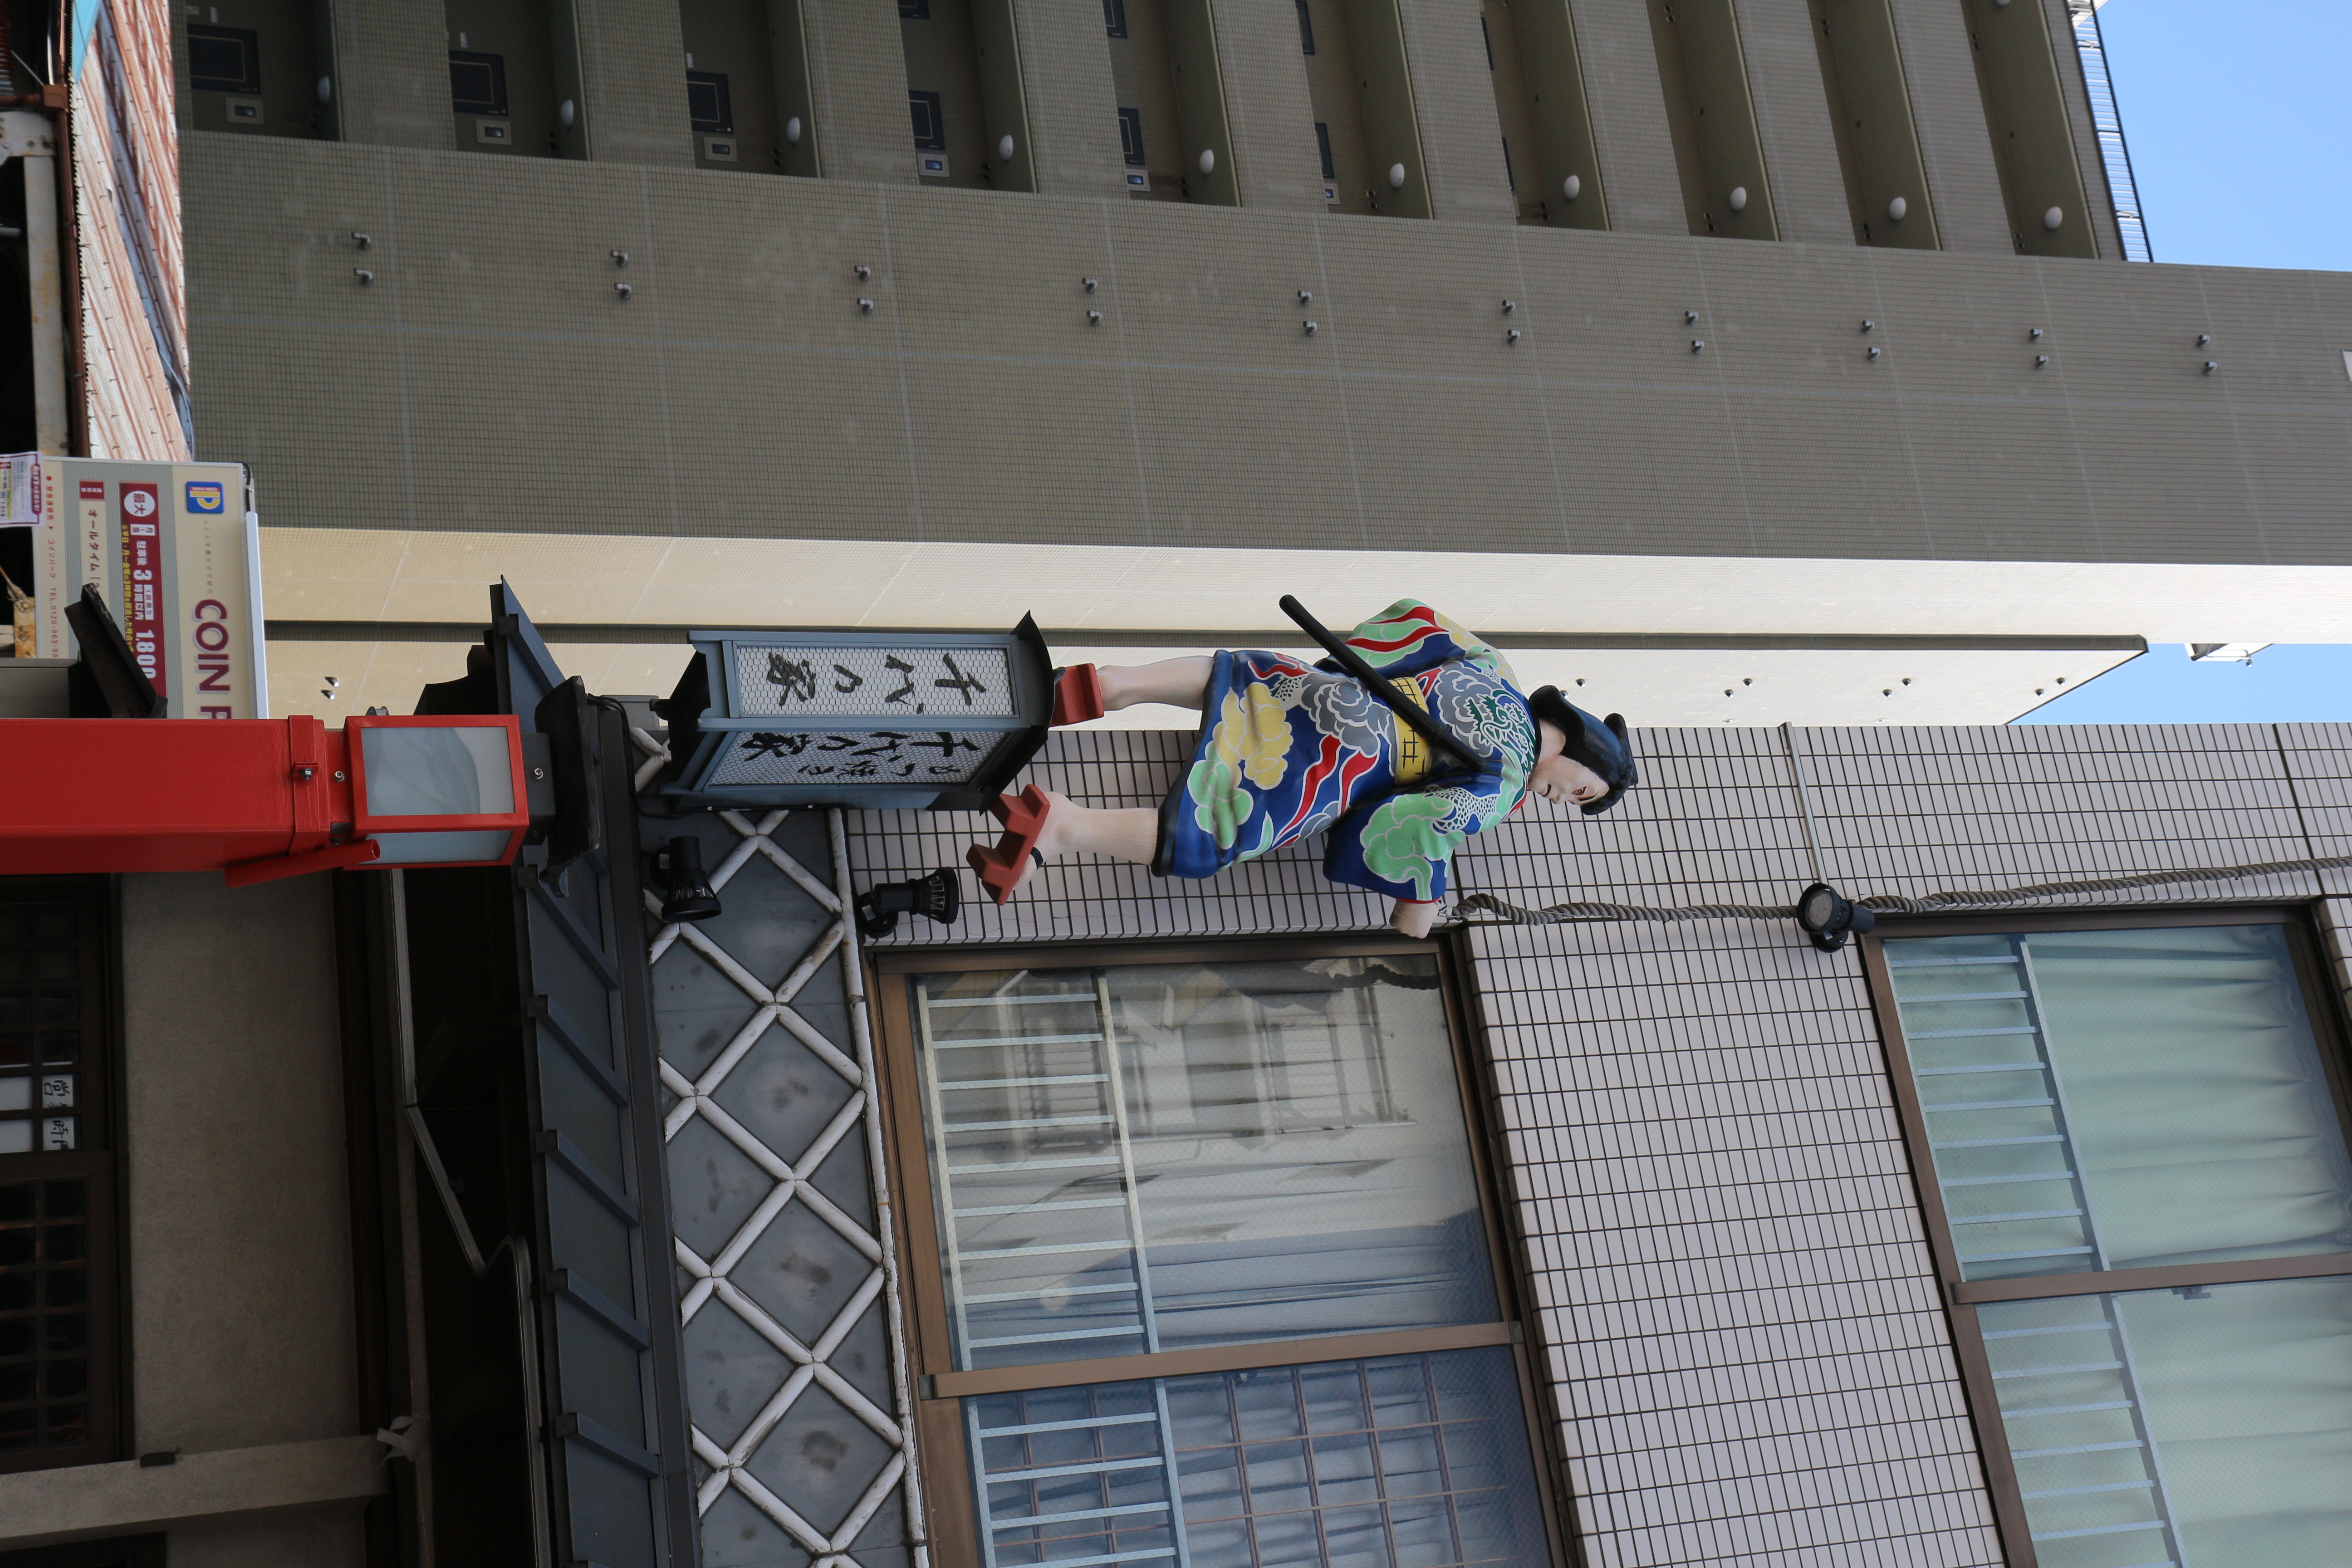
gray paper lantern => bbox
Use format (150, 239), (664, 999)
(653, 616), (1052, 809)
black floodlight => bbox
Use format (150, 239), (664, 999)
(657, 836), (723, 924)
(1796, 882), (1876, 952)
(857, 869), (961, 940)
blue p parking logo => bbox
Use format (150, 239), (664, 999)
(185, 481), (225, 514)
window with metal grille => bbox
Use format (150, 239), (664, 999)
(1866, 911), (2352, 1568)
(877, 938), (1563, 1566)
(186, 24), (261, 93)
(1117, 107), (1147, 168)
(1294, 0), (1315, 54)
(1314, 122), (1336, 182)
(447, 50), (508, 116)
(686, 71), (733, 134)
(1102, 0), (1128, 38)
(0, 880), (119, 1474)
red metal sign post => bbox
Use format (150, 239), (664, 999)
(0, 714), (530, 885)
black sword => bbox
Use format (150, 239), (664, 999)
(1277, 595), (1490, 772)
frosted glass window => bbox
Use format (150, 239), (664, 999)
(913, 956), (1495, 1372)
(1886, 923), (2352, 1281)
(359, 725), (513, 817)
(367, 829), (513, 865)
(1980, 1277), (2352, 1568)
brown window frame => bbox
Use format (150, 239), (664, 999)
(870, 931), (1571, 1566)
(0, 876), (126, 1475)
(1859, 904), (2352, 1568)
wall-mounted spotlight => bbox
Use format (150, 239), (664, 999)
(2043, 206), (2064, 231)
(1886, 195), (1907, 222)
(1198, 149), (1215, 175)
(1562, 174), (1581, 200)
(1728, 186), (1748, 212)
(998, 134), (1016, 162)
(856, 868), (961, 940)
(1795, 882), (1875, 952)
(786, 116), (803, 144)
(1388, 162), (1406, 189)
(656, 836), (722, 924)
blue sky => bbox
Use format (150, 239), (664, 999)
(2019, 0), (2352, 725)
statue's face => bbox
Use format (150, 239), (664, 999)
(1530, 751), (1607, 807)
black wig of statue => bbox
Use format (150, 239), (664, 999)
(1527, 687), (1638, 814)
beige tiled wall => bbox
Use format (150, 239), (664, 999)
(1392, 0), (1517, 225)
(1727, 0), (1853, 248)
(324, 0), (459, 150)
(1883, 0), (2010, 255)
(576, 0), (696, 167)
(185, 133), (2352, 573)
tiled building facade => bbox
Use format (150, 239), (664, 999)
(829, 719), (2352, 1566)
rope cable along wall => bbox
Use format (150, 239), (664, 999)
(1455, 852), (2352, 927)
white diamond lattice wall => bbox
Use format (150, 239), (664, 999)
(636, 733), (926, 1568)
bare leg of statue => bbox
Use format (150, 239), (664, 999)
(1098, 657), (1213, 714)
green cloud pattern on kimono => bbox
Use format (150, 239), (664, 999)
(1354, 793), (1470, 901)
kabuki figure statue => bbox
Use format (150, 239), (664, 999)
(966, 599), (1639, 938)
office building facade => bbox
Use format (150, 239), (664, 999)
(158, 0), (2352, 725)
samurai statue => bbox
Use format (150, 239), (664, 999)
(968, 599), (1638, 938)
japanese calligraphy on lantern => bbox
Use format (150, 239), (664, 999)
(731, 644), (1016, 720)
(709, 727), (990, 787)
(659, 620), (1050, 810)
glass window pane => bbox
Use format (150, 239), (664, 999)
(1979, 1276), (2352, 1568)
(367, 829), (514, 865)
(914, 956), (1497, 1370)
(359, 725), (514, 816)
(967, 1348), (1548, 1568)
(1886, 924), (2352, 1280)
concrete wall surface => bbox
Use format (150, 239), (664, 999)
(100, 872), (368, 1563)
(185, 134), (2352, 571)
(841, 720), (2352, 1565)
(0, 1437), (382, 1554)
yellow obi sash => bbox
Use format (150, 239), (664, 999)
(1387, 676), (1437, 786)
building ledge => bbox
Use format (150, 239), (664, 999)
(0, 1434), (387, 1550)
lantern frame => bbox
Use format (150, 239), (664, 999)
(345, 712), (532, 865)
(656, 617), (1053, 810)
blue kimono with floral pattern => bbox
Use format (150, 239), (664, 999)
(1154, 601), (1538, 901)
